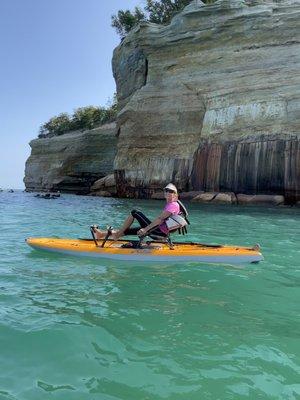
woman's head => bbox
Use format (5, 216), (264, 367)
(164, 183), (178, 202)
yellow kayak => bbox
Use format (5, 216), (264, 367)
(26, 237), (263, 264)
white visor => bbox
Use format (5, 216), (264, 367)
(164, 183), (178, 193)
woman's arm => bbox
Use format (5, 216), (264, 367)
(138, 210), (171, 236)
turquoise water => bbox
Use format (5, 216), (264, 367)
(0, 191), (299, 400)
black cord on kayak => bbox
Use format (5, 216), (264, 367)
(101, 226), (113, 248)
(90, 225), (99, 247)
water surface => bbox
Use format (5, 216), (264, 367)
(0, 191), (299, 399)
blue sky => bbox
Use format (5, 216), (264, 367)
(0, 0), (142, 189)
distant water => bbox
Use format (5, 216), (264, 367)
(0, 191), (299, 400)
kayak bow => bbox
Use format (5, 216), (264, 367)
(26, 237), (264, 264)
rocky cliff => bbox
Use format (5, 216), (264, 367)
(24, 123), (117, 194)
(112, 0), (300, 203)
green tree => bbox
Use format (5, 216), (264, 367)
(146, 0), (192, 24)
(39, 113), (72, 138)
(71, 106), (100, 131)
(71, 104), (117, 131)
(38, 101), (118, 138)
(111, 7), (146, 39)
(111, 0), (216, 38)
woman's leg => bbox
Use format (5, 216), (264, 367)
(113, 213), (136, 238)
(124, 210), (166, 237)
(112, 210), (150, 239)
(93, 210), (165, 240)
(93, 210), (148, 240)
(129, 210), (151, 228)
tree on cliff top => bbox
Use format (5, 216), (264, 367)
(71, 105), (116, 131)
(39, 113), (72, 138)
(146, 0), (193, 24)
(112, 0), (215, 39)
(111, 7), (146, 38)
(38, 100), (117, 138)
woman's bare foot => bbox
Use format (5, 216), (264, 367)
(93, 228), (106, 240)
(93, 227), (123, 241)
(110, 230), (124, 240)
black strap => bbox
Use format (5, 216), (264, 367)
(177, 200), (190, 225)
(90, 226), (99, 246)
(101, 226), (113, 248)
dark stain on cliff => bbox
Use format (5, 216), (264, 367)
(144, 58), (148, 86)
(191, 138), (300, 204)
(113, 46), (148, 108)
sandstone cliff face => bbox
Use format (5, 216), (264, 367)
(24, 123), (117, 194)
(112, 0), (300, 202)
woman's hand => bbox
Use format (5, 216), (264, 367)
(137, 228), (147, 237)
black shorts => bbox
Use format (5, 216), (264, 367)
(124, 210), (166, 237)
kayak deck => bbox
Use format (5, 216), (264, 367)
(26, 237), (264, 264)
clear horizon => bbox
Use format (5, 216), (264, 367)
(0, 0), (141, 189)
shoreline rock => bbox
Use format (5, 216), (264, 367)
(90, 188), (289, 206)
(89, 174), (116, 197)
(192, 192), (218, 203)
(236, 194), (285, 206)
(190, 191), (286, 205)
(213, 192), (237, 205)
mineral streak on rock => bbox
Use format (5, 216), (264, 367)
(191, 137), (300, 203)
(112, 0), (300, 202)
(24, 123), (117, 194)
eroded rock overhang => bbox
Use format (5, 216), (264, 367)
(24, 123), (117, 194)
(112, 0), (300, 202)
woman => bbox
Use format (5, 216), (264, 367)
(93, 183), (180, 240)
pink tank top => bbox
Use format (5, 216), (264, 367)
(159, 201), (180, 234)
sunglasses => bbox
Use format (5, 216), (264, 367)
(164, 188), (176, 194)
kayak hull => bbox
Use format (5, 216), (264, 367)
(26, 237), (264, 264)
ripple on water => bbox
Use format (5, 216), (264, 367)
(0, 192), (299, 399)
